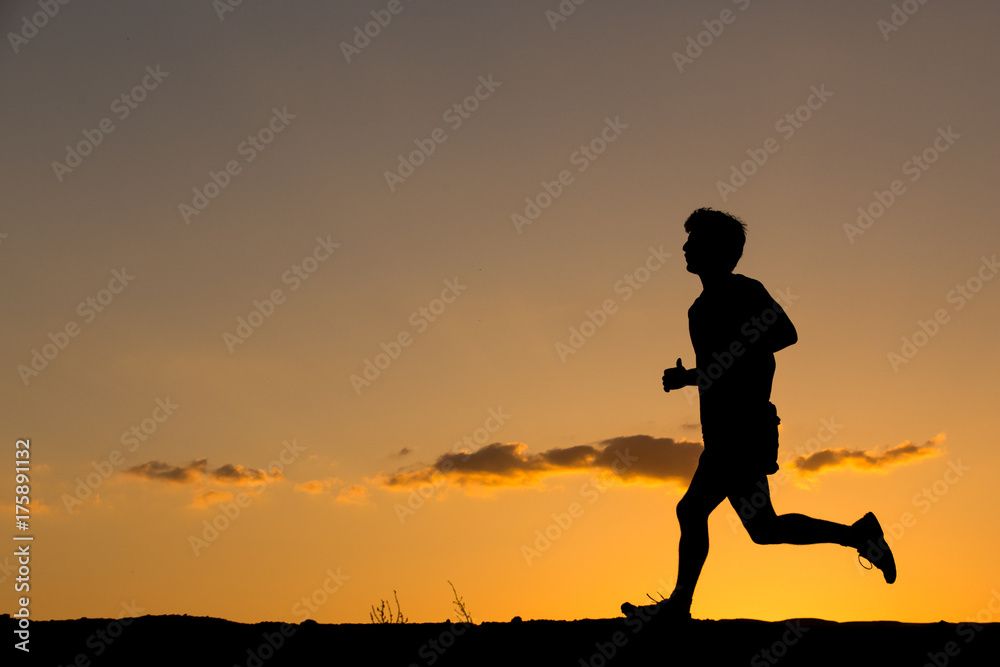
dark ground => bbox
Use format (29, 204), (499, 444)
(5, 613), (999, 666)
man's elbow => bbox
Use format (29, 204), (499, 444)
(771, 326), (797, 352)
(778, 328), (797, 351)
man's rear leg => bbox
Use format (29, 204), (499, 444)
(731, 476), (896, 582)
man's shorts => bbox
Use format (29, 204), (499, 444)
(699, 401), (780, 478)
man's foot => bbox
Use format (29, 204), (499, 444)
(851, 512), (896, 584)
(621, 594), (691, 623)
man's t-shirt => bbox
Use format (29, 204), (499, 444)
(688, 274), (793, 473)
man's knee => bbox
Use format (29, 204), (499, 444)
(676, 495), (708, 527)
(675, 497), (690, 524)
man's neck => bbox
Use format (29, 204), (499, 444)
(699, 271), (733, 290)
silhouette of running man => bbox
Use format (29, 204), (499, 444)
(622, 208), (895, 622)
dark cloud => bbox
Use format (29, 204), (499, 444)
(790, 435), (944, 475)
(125, 459), (206, 483)
(211, 463), (279, 485)
(375, 429), (944, 491)
(126, 459), (280, 485)
(592, 435), (702, 483)
(539, 444), (595, 467)
(376, 436), (703, 490)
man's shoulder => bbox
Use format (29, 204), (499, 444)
(731, 274), (775, 303)
(732, 273), (767, 291)
(694, 274), (771, 299)
(688, 275), (773, 315)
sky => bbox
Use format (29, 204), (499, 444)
(2, 0), (1000, 627)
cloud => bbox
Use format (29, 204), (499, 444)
(294, 477), (340, 495)
(125, 459), (280, 486)
(293, 478), (367, 503)
(125, 459), (207, 483)
(336, 484), (369, 504)
(211, 463), (281, 485)
(790, 433), (945, 475)
(125, 459), (284, 508)
(375, 435), (703, 490)
(191, 490), (234, 508)
(0, 499), (56, 517)
(295, 480), (327, 495)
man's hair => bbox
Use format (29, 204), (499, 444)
(683, 208), (748, 272)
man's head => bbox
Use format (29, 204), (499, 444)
(682, 208), (747, 276)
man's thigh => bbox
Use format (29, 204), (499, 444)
(680, 453), (734, 516)
(726, 473), (777, 529)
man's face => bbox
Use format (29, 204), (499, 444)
(682, 229), (731, 277)
(682, 231), (708, 275)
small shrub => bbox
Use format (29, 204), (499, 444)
(448, 581), (473, 624)
(369, 590), (407, 624)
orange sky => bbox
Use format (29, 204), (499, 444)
(2, 0), (1000, 625)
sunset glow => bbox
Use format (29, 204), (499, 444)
(3, 0), (999, 630)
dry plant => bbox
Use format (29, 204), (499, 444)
(369, 590), (407, 624)
(448, 580), (473, 624)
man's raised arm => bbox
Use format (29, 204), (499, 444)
(762, 301), (797, 353)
